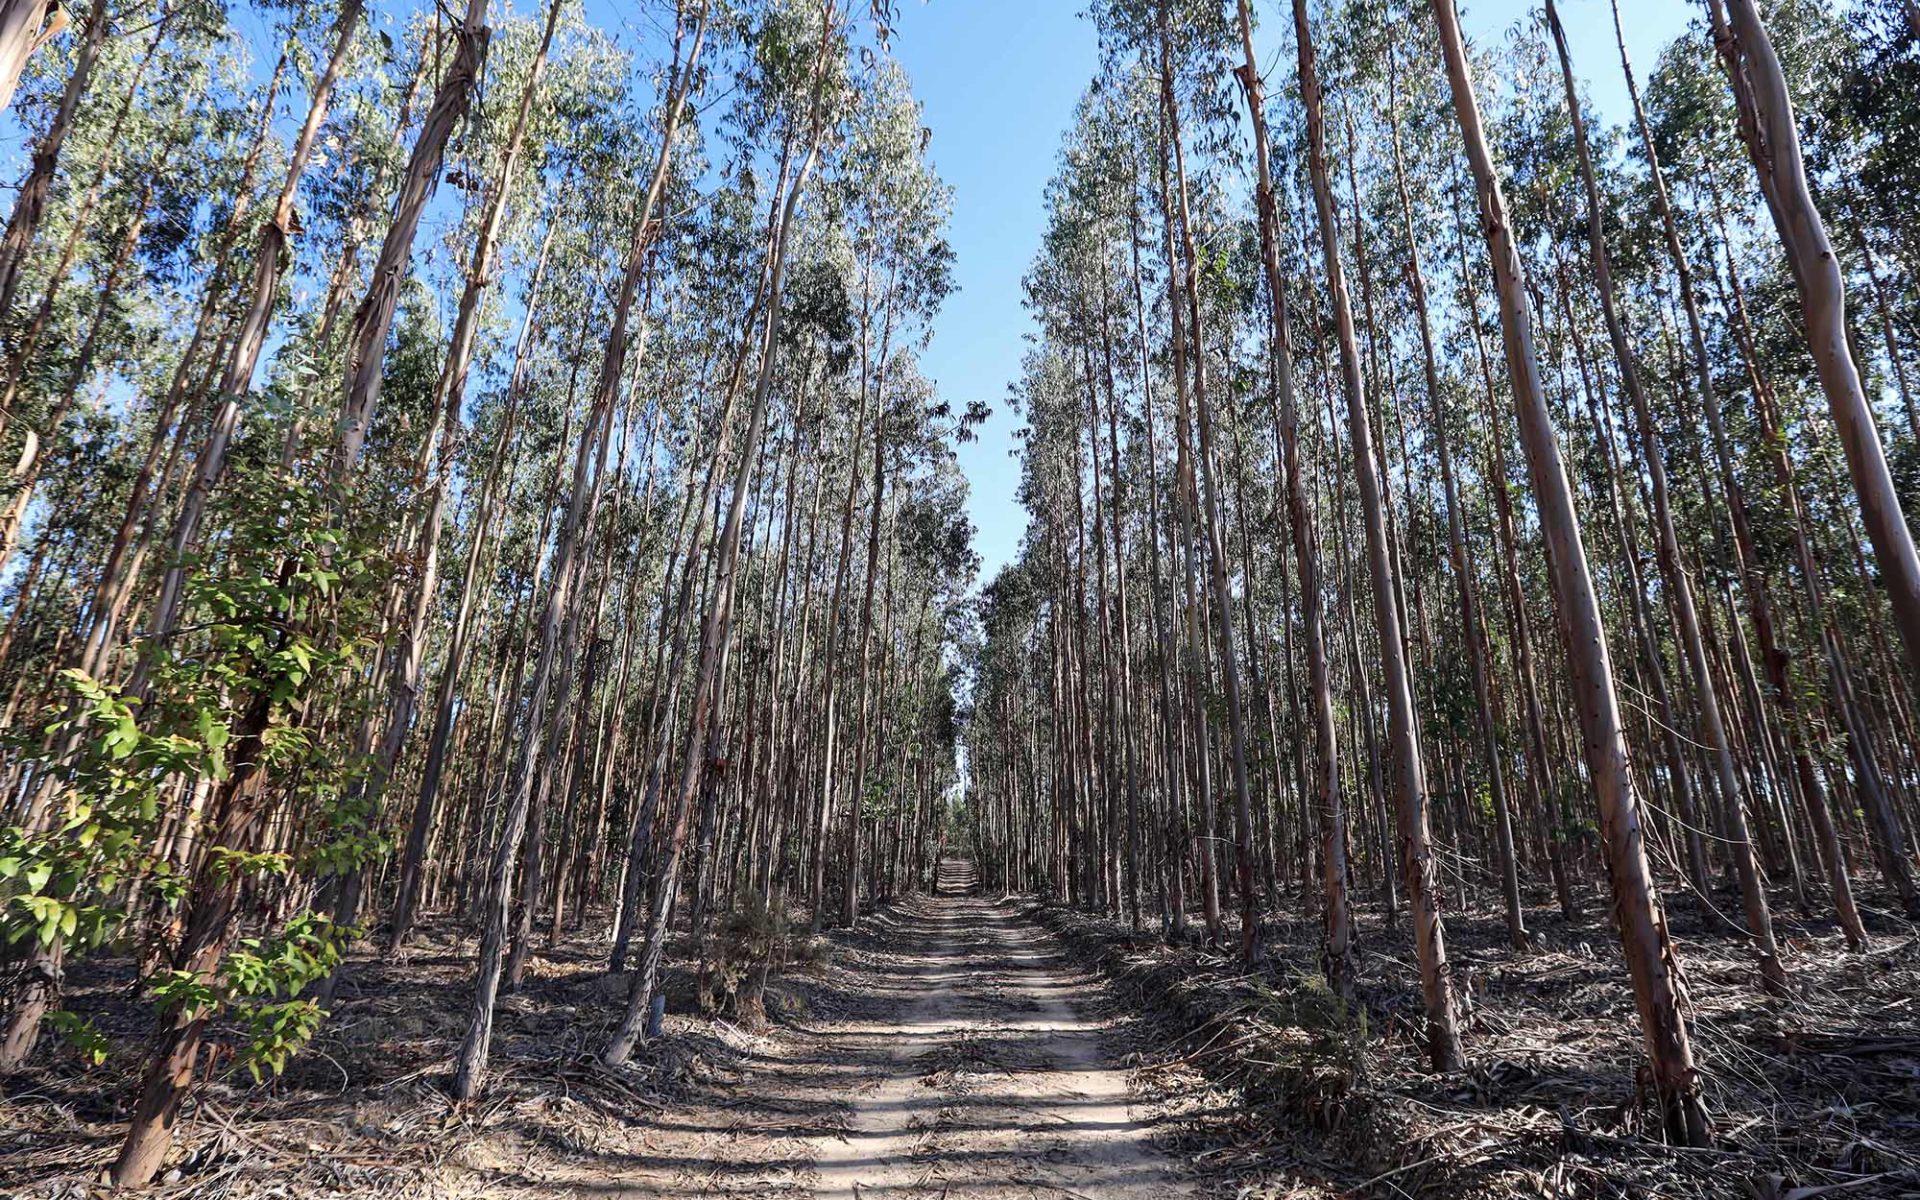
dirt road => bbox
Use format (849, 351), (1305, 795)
(612, 858), (1193, 1198)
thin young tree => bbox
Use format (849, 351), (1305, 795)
(1292, 0), (1462, 1069)
(1226, 0), (1352, 995)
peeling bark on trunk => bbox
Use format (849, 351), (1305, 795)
(0, 0), (56, 117)
(0, 0), (107, 333)
(331, 0), (491, 483)
(1547, 0), (1784, 994)
(143, 0), (363, 661)
(1710, 0), (1920, 702)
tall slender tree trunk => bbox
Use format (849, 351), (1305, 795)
(330, 0), (561, 973)
(1097, 315), (1144, 930)
(1228, 0), (1349, 993)
(1547, 0), (1784, 993)
(331, 0), (491, 482)
(843, 273), (896, 930)
(1607, 0), (1861, 944)
(1129, 185), (1192, 941)
(1385, 51), (1526, 952)
(0, 0), (107, 332)
(452, 0), (708, 1100)
(0, 0), (58, 116)
(389, 201), (558, 951)
(1853, 223), (1917, 444)
(806, 315), (868, 931)
(602, 4), (837, 1065)
(142, 0), (364, 672)
(1431, 0), (1708, 1145)
(1704, 176), (1877, 940)
(1709, 0), (1920, 698)
(1295, 0), (1459, 1065)
(1158, 4), (1256, 962)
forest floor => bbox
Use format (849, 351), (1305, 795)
(6, 861), (1920, 1198)
(1036, 870), (1920, 1200)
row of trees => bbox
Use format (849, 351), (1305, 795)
(0, 0), (978, 1185)
(963, 0), (1920, 1148)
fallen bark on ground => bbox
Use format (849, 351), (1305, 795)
(1034, 888), (1920, 1199)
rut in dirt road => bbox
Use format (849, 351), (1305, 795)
(613, 858), (1194, 1199)
(800, 858), (1191, 1198)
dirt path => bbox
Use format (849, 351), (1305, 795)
(614, 858), (1192, 1198)
(803, 859), (1189, 1198)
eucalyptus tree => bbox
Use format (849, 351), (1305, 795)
(1544, 0), (1784, 993)
(1224, 0), (1352, 990)
(1154, 0), (1263, 962)
(0, 0), (210, 580)
(1291, 0), (1459, 1065)
(1428, 0), (1707, 1145)
(1378, 36), (1528, 950)
(826, 56), (953, 929)
(0, 0), (116, 326)
(604, 0), (849, 1066)
(384, 25), (644, 946)
(1019, 90), (1144, 924)
(105, 0), (574, 1174)
(14, 0), (1920, 1178)
(0, 0), (62, 115)
(141, 0), (365, 677)
(1708, 0), (1920, 704)
(318, 0), (599, 1003)
(1634, 1), (1911, 932)
(0, 2), (285, 1068)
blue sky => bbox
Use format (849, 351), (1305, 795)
(888, 0), (1696, 588)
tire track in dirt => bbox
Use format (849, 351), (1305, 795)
(801, 858), (1191, 1198)
(401, 859), (1190, 1198)
(804, 903), (959, 1197)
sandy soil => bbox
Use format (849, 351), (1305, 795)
(610, 858), (1193, 1198)
(805, 860), (1189, 1198)
(17, 860), (1910, 1198)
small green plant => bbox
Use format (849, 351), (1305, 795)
(0, 670), (202, 956)
(0, 464), (384, 1088)
(143, 912), (351, 1082)
(703, 889), (790, 1024)
(222, 912), (351, 1082)
(46, 1010), (110, 1066)
(237, 999), (329, 1083)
